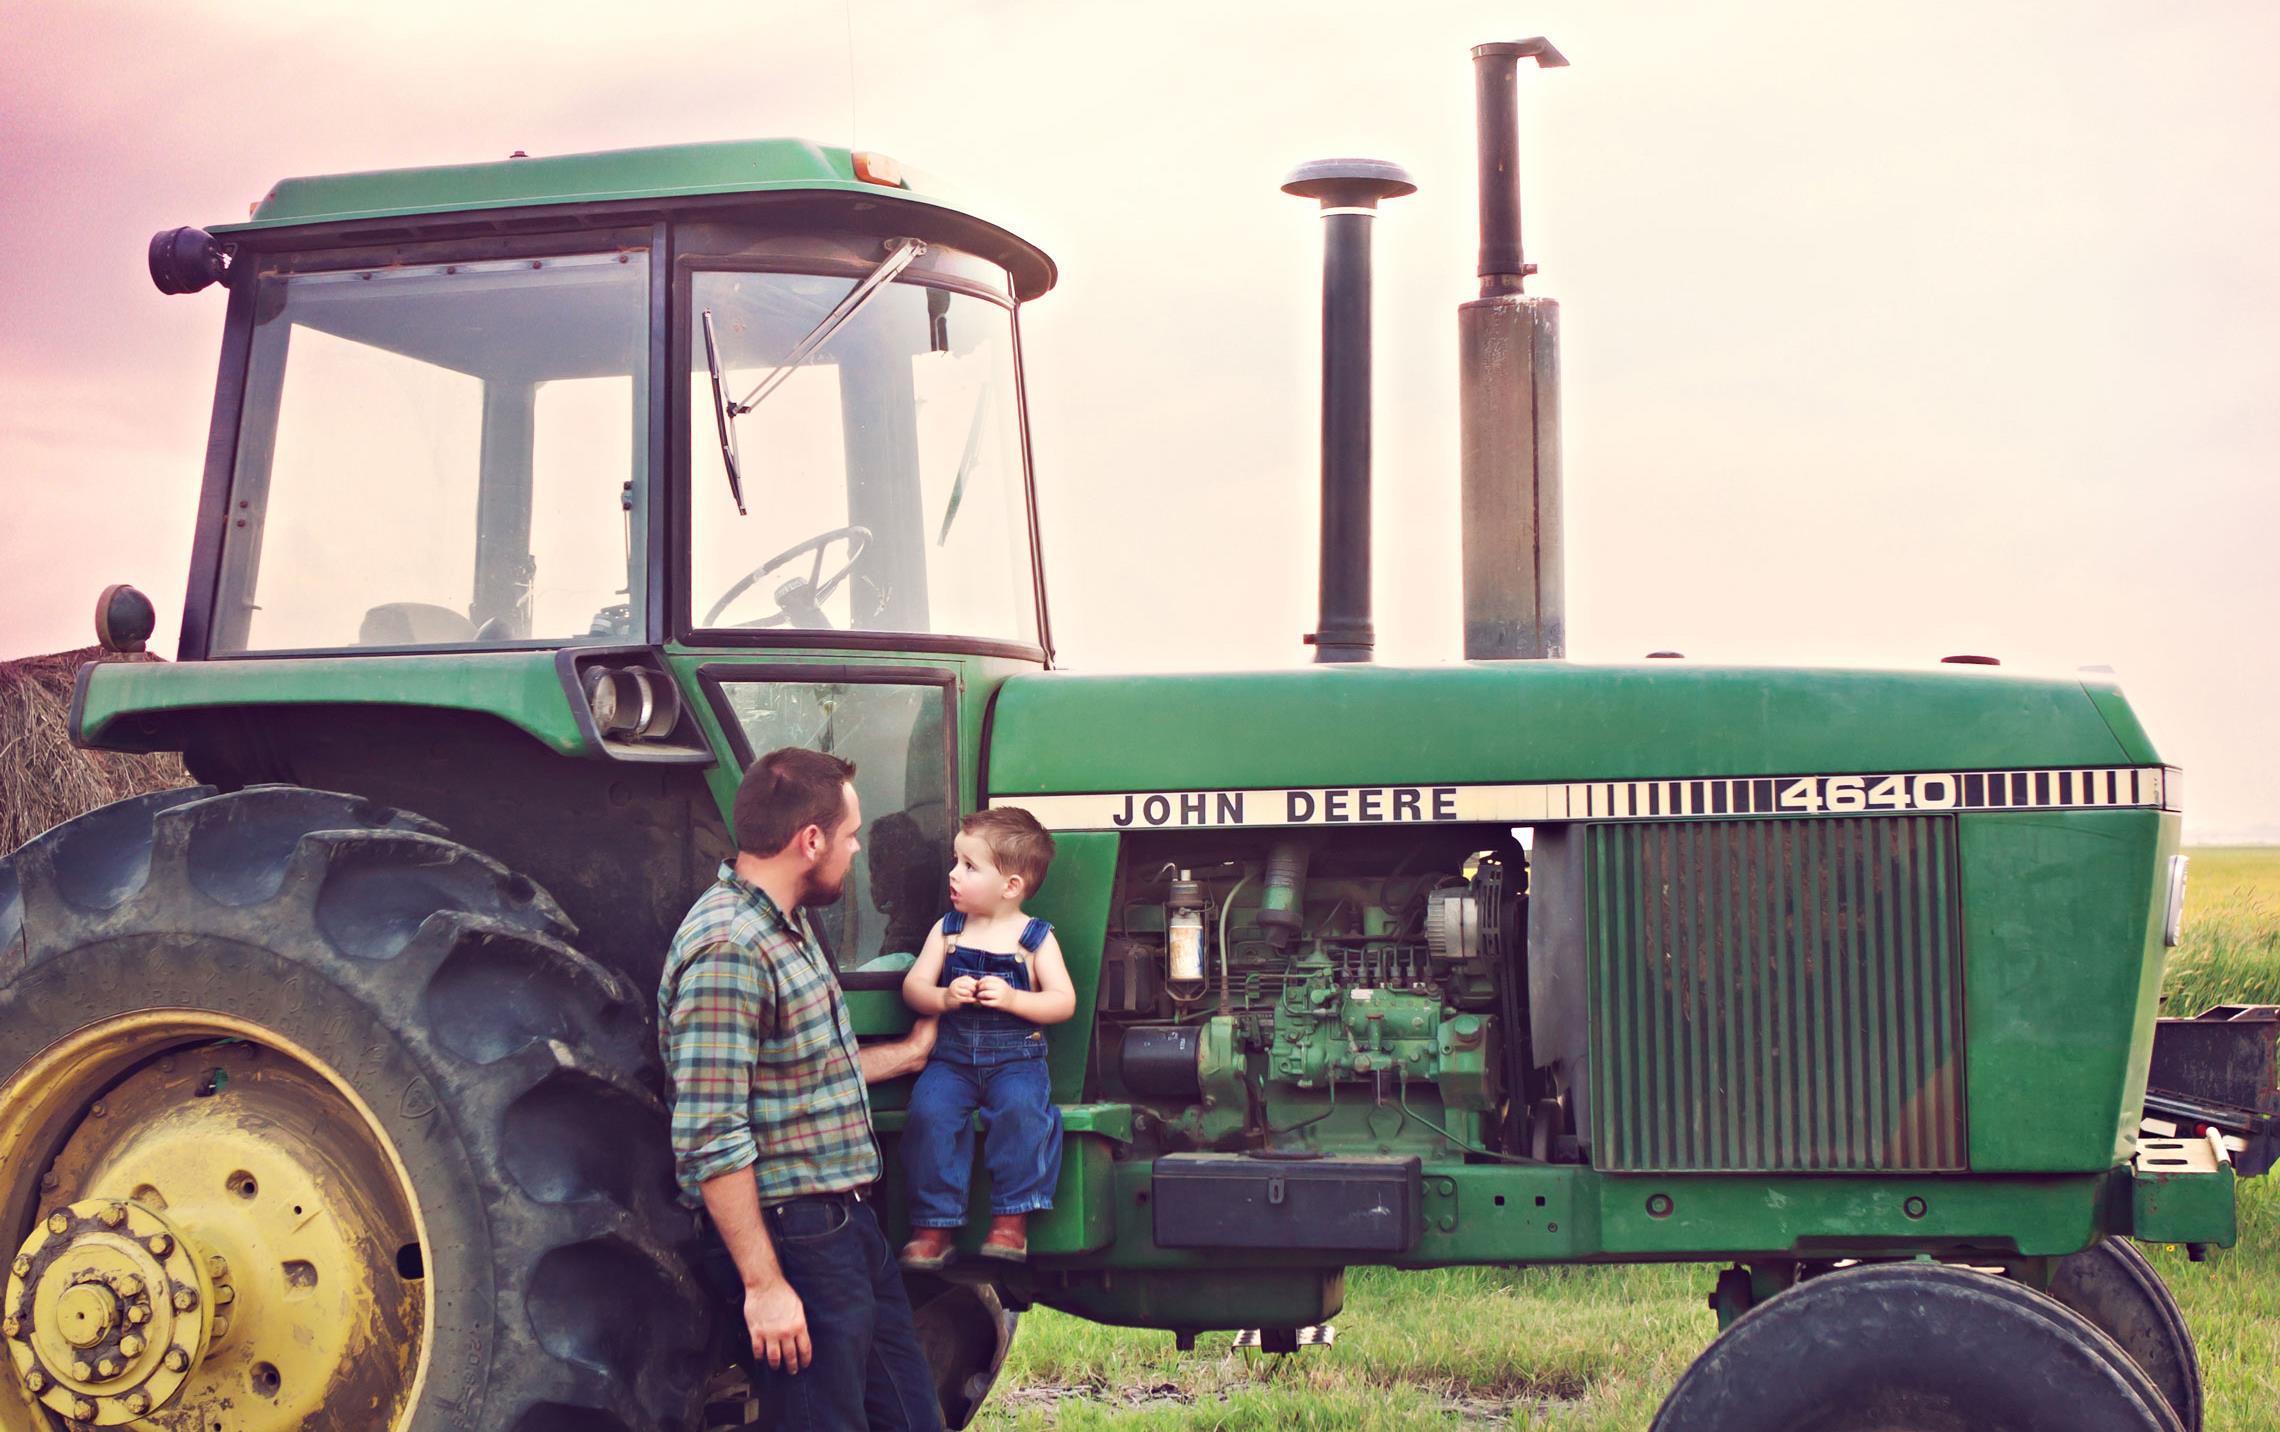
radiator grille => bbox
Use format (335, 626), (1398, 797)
(1586, 817), (1966, 1172)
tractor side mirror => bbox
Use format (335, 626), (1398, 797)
(148, 226), (228, 295)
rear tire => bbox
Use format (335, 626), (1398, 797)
(0, 786), (709, 1431)
(1652, 1262), (2182, 1432)
(2048, 1238), (2203, 1431)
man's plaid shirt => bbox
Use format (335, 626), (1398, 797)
(658, 862), (877, 1207)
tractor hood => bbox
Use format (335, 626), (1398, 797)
(983, 661), (2166, 828)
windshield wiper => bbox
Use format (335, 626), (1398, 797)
(936, 378), (993, 546)
(737, 237), (927, 415)
(700, 310), (746, 514)
(700, 236), (929, 517)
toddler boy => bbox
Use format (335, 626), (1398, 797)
(898, 807), (1073, 1267)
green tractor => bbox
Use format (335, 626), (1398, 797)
(2, 38), (2253, 1432)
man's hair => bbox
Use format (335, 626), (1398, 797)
(961, 806), (1056, 895)
(734, 747), (858, 857)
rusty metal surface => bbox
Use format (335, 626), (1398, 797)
(1587, 816), (1967, 1172)
(1459, 295), (1564, 661)
(2146, 1004), (2278, 1177)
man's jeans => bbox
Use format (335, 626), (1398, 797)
(702, 1194), (944, 1432)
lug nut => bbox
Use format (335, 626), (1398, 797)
(213, 1285), (234, 1307)
(110, 1274), (140, 1298)
(119, 1333), (143, 1358)
(206, 1254), (228, 1280)
(97, 1204), (125, 1228)
(145, 1234), (171, 1257)
(171, 1288), (195, 1312)
(125, 1390), (150, 1414)
(208, 1314), (230, 1341)
(71, 1359), (92, 1380)
(47, 1214), (69, 1235)
(126, 1303), (149, 1325)
(163, 1348), (188, 1373)
(71, 1398), (94, 1420)
(9, 1256), (27, 1277)
(1, 1316), (19, 1339)
(24, 1368), (45, 1392)
(96, 1356), (119, 1378)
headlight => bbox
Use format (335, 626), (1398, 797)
(2163, 855), (2189, 948)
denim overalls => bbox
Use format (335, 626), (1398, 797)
(901, 913), (1064, 1227)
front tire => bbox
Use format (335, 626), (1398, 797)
(0, 786), (708, 1431)
(2048, 1237), (2203, 1431)
(1652, 1262), (2182, 1432)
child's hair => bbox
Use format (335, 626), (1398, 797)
(961, 806), (1057, 896)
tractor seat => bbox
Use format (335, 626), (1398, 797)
(359, 602), (478, 647)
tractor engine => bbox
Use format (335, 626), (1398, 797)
(1094, 829), (1553, 1166)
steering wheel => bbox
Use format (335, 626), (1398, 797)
(702, 525), (872, 629)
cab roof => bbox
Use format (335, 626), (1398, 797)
(211, 137), (1057, 299)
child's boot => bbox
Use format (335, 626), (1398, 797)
(898, 1226), (957, 1271)
(978, 1213), (1028, 1262)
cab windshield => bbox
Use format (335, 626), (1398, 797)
(214, 251), (649, 653)
(688, 270), (1036, 646)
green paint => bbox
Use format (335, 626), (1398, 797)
(2131, 1164), (2237, 1246)
(228, 139), (915, 235)
(985, 663), (2143, 794)
(1960, 811), (2173, 1170)
(2080, 674), (2164, 764)
(75, 652), (591, 756)
(1042, 1161), (2197, 1276)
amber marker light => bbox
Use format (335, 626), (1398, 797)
(852, 150), (906, 187)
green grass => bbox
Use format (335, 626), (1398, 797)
(981, 847), (2280, 1429)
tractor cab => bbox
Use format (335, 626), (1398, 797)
(166, 140), (1054, 662)
(118, 142), (1061, 996)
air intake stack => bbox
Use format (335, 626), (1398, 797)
(1284, 158), (1416, 664)
(1461, 38), (1569, 660)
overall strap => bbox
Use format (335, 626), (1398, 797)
(1018, 918), (1052, 953)
(941, 911), (967, 936)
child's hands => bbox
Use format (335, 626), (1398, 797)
(972, 976), (1015, 1007)
(945, 976), (980, 1008)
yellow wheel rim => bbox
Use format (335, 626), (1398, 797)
(2, 1013), (431, 1429)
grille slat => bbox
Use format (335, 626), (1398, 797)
(1587, 817), (1966, 1173)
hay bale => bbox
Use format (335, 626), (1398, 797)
(0, 648), (193, 851)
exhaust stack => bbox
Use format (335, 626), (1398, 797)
(1284, 158), (1415, 664)
(1461, 38), (1568, 660)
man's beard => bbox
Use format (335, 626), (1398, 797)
(801, 868), (849, 908)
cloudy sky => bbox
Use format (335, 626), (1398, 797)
(3, 1), (2274, 840)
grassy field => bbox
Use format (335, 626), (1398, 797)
(981, 847), (2280, 1429)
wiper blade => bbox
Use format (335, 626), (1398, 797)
(700, 309), (746, 515)
(732, 237), (928, 415)
(936, 378), (993, 546)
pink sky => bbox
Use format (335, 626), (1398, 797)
(4, 1), (2275, 839)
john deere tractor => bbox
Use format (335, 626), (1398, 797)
(2, 39), (2253, 1432)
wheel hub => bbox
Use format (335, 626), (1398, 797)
(5, 1197), (227, 1424)
(4, 1030), (422, 1430)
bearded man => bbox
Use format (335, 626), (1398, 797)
(658, 746), (943, 1431)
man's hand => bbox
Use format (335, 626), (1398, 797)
(859, 1015), (939, 1082)
(945, 975), (980, 1008)
(972, 975), (1015, 1008)
(743, 1276), (812, 1373)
